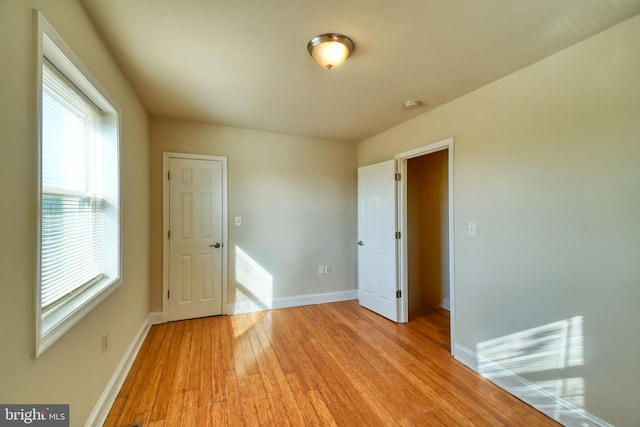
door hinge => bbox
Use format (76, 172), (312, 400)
(167, 290), (170, 299)
(168, 230), (171, 239)
(395, 231), (401, 239)
(396, 290), (402, 298)
(395, 173), (401, 181)
(168, 171), (170, 179)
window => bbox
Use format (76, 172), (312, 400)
(36, 13), (120, 356)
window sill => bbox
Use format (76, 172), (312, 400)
(36, 276), (120, 357)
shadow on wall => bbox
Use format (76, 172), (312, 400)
(476, 316), (592, 425)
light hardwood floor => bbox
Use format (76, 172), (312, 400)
(104, 300), (560, 426)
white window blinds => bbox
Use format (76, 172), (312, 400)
(36, 14), (120, 356)
(40, 60), (116, 310)
(41, 62), (102, 308)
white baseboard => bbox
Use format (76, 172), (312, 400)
(86, 313), (156, 427)
(454, 344), (613, 427)
(227, 290), (357, 315)
(149, 311), (163, 325)
(440, 297), (450, 311)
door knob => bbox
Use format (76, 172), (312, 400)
(357, 241), (363, 246)
(209, 242), (222, 248)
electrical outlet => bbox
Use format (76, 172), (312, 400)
(102, 331), (108, 354)
(324, 265), (331, 275)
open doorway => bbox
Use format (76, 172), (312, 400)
(406, 149), (450, 315)
(396, 137), (454, 351)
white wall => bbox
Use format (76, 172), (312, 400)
(358, 15), (640, 427)
(0, 1), (149, 425)
(150, 118), (357, 313)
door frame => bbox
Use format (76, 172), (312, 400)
(162, 152), (229, 322)
(395, 137), (455, 352)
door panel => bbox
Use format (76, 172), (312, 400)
(358, 160), (398, 322)
(169, 158), (223, 321)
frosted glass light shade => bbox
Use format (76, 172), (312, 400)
(307, 34), (354, 70)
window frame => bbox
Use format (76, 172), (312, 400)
(35, 11), (121, 357)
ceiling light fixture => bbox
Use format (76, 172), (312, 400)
(307, 33), (355, 70)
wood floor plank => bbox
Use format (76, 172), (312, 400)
(136, 322), (176, 417)
(349, 376), (403, 426)
(101, 396), (124, 427)
(211, 400), (228, 426)
(186, 318), (203, 392)
(198, 317), (214, 408)
(261, 346), (305, 426)
(210, 314), (226, 402)
(237, 375), (260, 427)
(247, 327), (285, 425)
(149, 321), (185, 422)
(306, 389), (337, 427)
(195, 404), (212, 427)
(221, 316), (236, 373)
(327, 305), (494, 425)
(115, 323), (166, 426)
(172, 320), (193, 395)
(224, 370), (243, 427)
(181, 389), (198, 426)
(284, 372), (322, 426)
(248, 374), (273, 424)
(104, 301), (562, 427)
(163, 391), (184, 426)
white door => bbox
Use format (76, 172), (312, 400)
(357, 160), (398, 322)
(168, 158), (224, 321)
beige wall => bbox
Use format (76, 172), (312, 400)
(359, 15), (640, 426)
(0, 1), (149, 425)
(150, 118), (357, 311)
(407, 150), (449, 313)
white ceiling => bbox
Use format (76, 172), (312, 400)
(80, 0), (640, 142)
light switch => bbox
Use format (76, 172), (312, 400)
(467, 222), (477, 237)
(235, 216), (242, 226)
